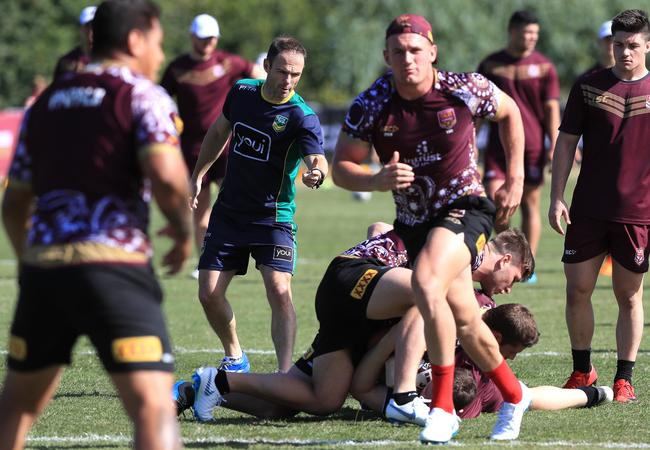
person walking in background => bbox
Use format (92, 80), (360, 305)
(0, 1), (192, 448)
(549, 9), (650, 404)
(52, 5), (96, 80)
(478, 10), (561, 283)
(332, 13), (529, 444)
(161, 14), (265, 278)
(190, 37), (327, 374)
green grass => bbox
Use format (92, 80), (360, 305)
(0, 175), (649, 449)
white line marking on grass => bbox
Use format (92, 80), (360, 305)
(173, 346), (276, 355)
(24, 435), (650, 448)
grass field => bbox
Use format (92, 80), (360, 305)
(0, 174), (649, 449)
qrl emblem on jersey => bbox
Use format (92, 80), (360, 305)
(272, 115), (289, 132)
(273, 245), (294, 262)
(232, 122), (271, 162)
(350, 269), (378, 300)
(437, 108), (456, 132)
(635, 248), (645, 266)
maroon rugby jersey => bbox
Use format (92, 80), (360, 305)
(161, 50), (254, 151)
(52, 46), (91, 81)
(478, 50), (560, 160)
(560, 69), (650, 223)
(455, 346), (503, 419)
(342, 71), (502, 227)
(8, 64), (181, 266)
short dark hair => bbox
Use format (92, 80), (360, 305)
(92, 0), (160, 59)
(489, 228), (535, 281)
(266, 36), (307, 67)
(483, 303), (540, 348)
(508, 10), (539, 30)
(453, 367), (477, 411)
(612, 9), (650, 38)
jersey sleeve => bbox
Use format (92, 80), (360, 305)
(543, 63), (561, 101)
(7, 109), (32, 188)
(228, 54), (255, 80)
(439, 71), (502, 120)
(558, 80), (585, 136)
(297, 113), (325, 156)
(221, 85), (237, 122)
(341, 74), (393, 143)
(131, 82), (182, 153)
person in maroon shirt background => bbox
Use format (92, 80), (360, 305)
(478, 10), (561, 283)
(550, 9), (650, 404)
(161, 14), (265, 276)
(581, 20), (615, 78)
(0, 1), (192, 448)
(52, 5), (96, 81)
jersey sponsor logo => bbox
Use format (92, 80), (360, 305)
(238, 83), (258, 92)
(112, 336), (163, 363)
(594, 95), (608, 104)
(565, 249), (577, 255)
(437, 108), (456, 133)
(382, 124), (399, 136)
(273, 245), (294, 262)
(635, 248), (645, 266)
(350, 268), (379, 300)
(475, 233), (487, 253)
(232, 122), (271, 162)
(8, 335), (27, 361)
(272, 114), (289, 132)
(48, 87), (106, 110)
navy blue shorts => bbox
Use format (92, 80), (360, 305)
(199, 213), (297, 275)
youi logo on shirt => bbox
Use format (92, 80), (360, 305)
(232, 122), (271, 162)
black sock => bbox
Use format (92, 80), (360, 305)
(572, 349), (591, 373)
(382, 387), (394, 415)
(577, 386), (599, 407)
(214, 369), (230, 394)
(392, 391), (418, 406)
(615, 360), (635, 382)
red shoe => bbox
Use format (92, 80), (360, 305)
(613, 379), (637, 403)
(562, 366), (598, 389)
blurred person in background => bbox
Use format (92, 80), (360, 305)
(52, 5), (96, 80)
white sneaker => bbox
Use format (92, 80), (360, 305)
(385, 396), (430, 426)
(490, 381), (532, 440)
(190, 269), (199, 280)
(192, 366), (222, 422)
(419, 407), (460, 444)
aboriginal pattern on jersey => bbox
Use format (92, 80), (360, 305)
(341, 230), (409, 268)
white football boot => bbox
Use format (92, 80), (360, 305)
(490, 381), (532, 440)
(192, 366), (223, 422)
(419, 407), (460, 444)
(385, 396), (429, 426)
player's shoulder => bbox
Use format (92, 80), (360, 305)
(574, 67), (614, 89)
(103, 66), (176, 112)
(232, 78), (263, 94)
(287, 91), (318, 118)
(215, 49), (246, 62)
(437, 69), (493, 93)
(165, 53), (193, 69)
(357, 72), (394, 101)
(481, 49), (508, 64)
(530, 50), (555, 65)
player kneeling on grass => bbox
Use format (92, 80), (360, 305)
(173, 227), (532, 422)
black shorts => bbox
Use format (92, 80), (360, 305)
(394, 196), (496, 267)
(294, 257), (398, 375)
(8, 264), (174, 373)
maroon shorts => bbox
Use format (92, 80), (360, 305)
(181, 139), (229, 185)
(483, 147), (546, 186)
(562, 216), (650, 273)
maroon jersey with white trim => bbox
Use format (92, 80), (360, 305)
(161, 50), (254, 150)
(342, 71), (501, 226)
(560, 69), (650, 223)
(478, 50), (559, 156)
(8, 64), (181, 266)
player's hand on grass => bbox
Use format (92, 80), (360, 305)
(373, 151), (414, 191)
(548, 197), (571, 235)
(493, 181), (523, 228)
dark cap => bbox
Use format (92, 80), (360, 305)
(385, 14), (434, 44)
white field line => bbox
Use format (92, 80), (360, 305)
(24, 434), (650, 448)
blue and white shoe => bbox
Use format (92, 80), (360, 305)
(490, 381), (532, 440)
(172, 379), (195, 416)
(192, 366), (223, 422)
(419, 407), (460, 444)
(524, 272), (538, 284)
(385, 397), (429, 426)
(219, 352), (250, 373)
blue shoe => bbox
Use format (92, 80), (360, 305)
(219, 352), (250, 373)
(524, 272), (538, 284)
(172, 379), (195, 416)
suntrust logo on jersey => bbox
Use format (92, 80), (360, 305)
(232, 122), (271, 162)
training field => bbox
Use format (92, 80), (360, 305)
(0, 174), (648, 449)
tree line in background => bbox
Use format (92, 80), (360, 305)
(0, 0), (642, 108)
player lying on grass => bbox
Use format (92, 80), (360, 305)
(174, 227), (533, 422)
(351, 302), (613, 425)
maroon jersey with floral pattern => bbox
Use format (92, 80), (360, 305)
(561, 69), (650, 223)
(341, 229), (409, 268)
(8, 64), (182, 266)
(161, 50), (254, 152)
(342, 71), (502, 227)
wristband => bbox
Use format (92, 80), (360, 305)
(310, 167), (325, 189)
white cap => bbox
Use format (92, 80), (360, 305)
(598, 20), (613, 39)
(79, 6), (96, 25)
(190, 14), (220, 39)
